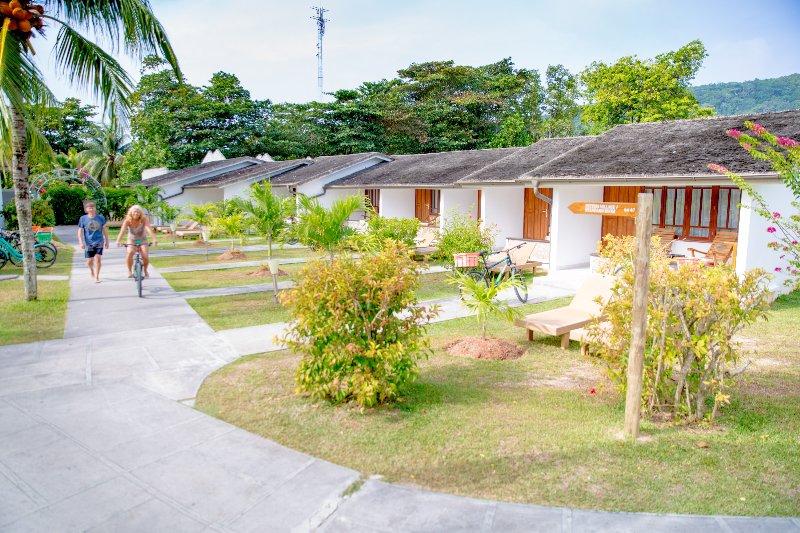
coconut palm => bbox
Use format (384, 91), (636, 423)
(0, 0), (179, 299)
(291, 194), (365, 260)
(79, 120), (127, 186)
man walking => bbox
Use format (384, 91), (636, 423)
(77, 200), (109, 283)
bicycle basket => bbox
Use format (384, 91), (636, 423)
(35, 228), (53, 243)
(453, 252), (480, 268)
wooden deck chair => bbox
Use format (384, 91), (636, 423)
(653, 227), (677, 256)
(515, 273), (615, 349)
(413, 226), (440, 257)
(687, 231), (738, 266)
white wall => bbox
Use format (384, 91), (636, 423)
(481, 186), (525, 249)
(441, 189), (479, 227)
(168, 188), (223, 209)
(379, 189), (416, 219)
(550, 185), (604, 271)
(738, 181), (795, 291)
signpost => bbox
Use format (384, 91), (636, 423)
(569, 196), (652, 438)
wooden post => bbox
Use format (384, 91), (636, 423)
(623, 193), (653, 438)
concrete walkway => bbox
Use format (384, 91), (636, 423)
(0, 226), (796, 532)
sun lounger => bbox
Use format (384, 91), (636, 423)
(515, 273), (615, 349)
(175, 221), (203, 239)
(413, 226), (440, 257)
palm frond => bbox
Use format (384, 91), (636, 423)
(50, 22), (132, 119)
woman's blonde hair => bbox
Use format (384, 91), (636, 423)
(125, 204), (148, 223)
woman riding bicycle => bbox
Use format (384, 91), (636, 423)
(116, 205), (157, 278)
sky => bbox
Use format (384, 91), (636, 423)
(39, 0), (800, 108)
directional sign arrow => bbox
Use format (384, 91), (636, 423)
(568, 202), (638, 217)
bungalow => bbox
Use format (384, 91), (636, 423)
(522, 109), (800, 289)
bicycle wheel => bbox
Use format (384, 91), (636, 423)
(34, 243), (57, 268)
(133, 258), (143, 297)
(0, 249), (7, 270)
(510, 267), (528, 303)
(458, 269), (486, 300)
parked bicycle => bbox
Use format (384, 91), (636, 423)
(0, 231), (57, 270)
(123, 241), (152, 297)
(457, 243), (529, 303)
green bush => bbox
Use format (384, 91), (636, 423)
(44, 185), (90, 224)
(104, 188), (137, 220)
(366, 215), (420, 246)
(434, 210), (497, 263)
(2, 198), (56, 229)
(280, 241), (438, 407)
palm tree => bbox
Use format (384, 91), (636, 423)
(79, 120), (127, 186)
(292, 194), (365, 260)
(0, 0), (179, 300)
(240, 182), (295, 259)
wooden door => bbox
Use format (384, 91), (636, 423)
(523, 188), (552, 240)
(601, 186), (642, 237)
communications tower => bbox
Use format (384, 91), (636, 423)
(310, 6), (329, 96)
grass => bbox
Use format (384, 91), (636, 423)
(0, 280), (70, 345)
(149, 247), (315, 269)
(187, 293), (291, 330)
(195, 294), (800, 516)
(163, 263), (304, 292)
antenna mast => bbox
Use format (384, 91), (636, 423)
(310, 6), (329, 96)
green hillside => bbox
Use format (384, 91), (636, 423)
(691, 73), (800, 116)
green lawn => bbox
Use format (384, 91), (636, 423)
(195, 294), (800, 516)
(187, 293), (291, 330)
(0, 280), (70, 345)
(163, 263), (304, 292)
(150, 247), (316, 269)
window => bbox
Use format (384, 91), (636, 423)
(430, 189), (441, 214)
(645, 186), (740, 239)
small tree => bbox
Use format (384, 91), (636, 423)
(587, 235), (770, 422)
(366, 215), (420, 247)
(280, 241), (438, 407)
(185, 202), (217, 237)
(292, 194), (365, 259)
(213, 212), (246, 252)
(130, 185), (163, 215)
(240, 182), (295, 259)
(154, 202), (182, 245)
(434, 210), (497, 265)
(448, 271), (522, 339)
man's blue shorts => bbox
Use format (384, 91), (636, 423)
(85, 246), (104, 258)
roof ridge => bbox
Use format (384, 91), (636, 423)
(606, 108), (800, 132)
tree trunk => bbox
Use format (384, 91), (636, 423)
(10, 106), (37, 300)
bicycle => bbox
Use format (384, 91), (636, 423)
(458, 243), (529, 303)
(0, 232), (57, 270)
(123, 241), (152, 297)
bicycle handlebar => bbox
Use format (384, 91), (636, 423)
(121, 242), (154, 247)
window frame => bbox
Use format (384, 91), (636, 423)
(644, 185), (741, 240)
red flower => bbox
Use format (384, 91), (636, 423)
(775, 267), (782, 272)
(777, 137), (800, 148)
(726, 129), (742, 139)
(590, 388), (597, 395)
(39, 189), (46, 194)
(767, 227), (777, 233)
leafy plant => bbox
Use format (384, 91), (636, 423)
(291, 194), (364, 259)
(280, 241), (439, 407)
(212, 212), (246, 251)
(104, 188), (137, 220)
(42, 185), (90, 225)
(587, 235), (771, 422)
(434, 210), (497, 264)
(366, 215), (420, 247)
(185, 202), (217, 238)
(448, 271), (522, 339)
(2, 198), (54, 229)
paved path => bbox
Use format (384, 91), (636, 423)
(0, 226), (796, 532)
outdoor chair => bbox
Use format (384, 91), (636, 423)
(487, 241), (542, 277)
(413, 226), (440, 258)
(654, 227), (678, 256)
(175, 221), (203, 239)
(514, 273), (615, 349)
(687, 231), (738, 266)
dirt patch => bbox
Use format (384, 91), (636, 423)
(445, 337), (525, 360)
(192, 240), (207, 247)
(247, 266), (289, 277)
(217, 250), (247, 261)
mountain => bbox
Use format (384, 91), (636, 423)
(690, 73), (800, 116)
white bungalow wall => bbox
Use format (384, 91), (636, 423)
(441, 189), (479, 228)
(167, 188), (223, 209)
(481, 187), (524, 249)
(738, 181), (794, 292)
(549, 185), (604, 271)
(379, 189), (416, 219)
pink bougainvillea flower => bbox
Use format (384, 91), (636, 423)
(767, 227), (777, 233)
(773, 212), (781, 218)
(792, 240), (799, 245)
(726, 129), (742, 139)
(707, 163), (729, 174)
(750, 123), (767, 135)
(774, 267), (782, 272)
(742, 143), (752, 150)
(777, 137), (800, 148)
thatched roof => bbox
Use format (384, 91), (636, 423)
(458, 137), (592, 184)
(138, 157), (261, 187)
(185, 159), (308, 188)
(270, 152), (392, 187)
(327, 147), (520, 188)
(530, 110), (800, 182)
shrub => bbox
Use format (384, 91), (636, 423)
(280, 241), (439, 407)
(434, 210), (497, 264)
(104, 188), (137, 220)
(587, 234), (771, 422)
(366, 216), (420, 247)
(2, 199), (55, 229)
(44, 185), (91, 224)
